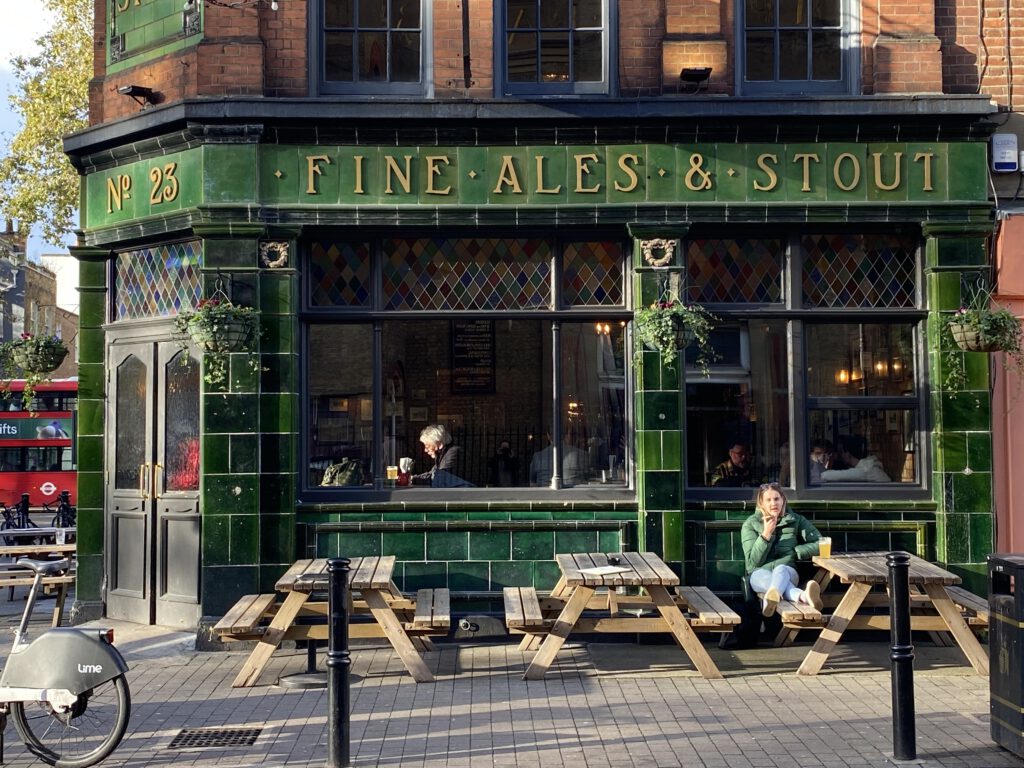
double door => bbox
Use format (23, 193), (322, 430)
(105, 338), (201, 627)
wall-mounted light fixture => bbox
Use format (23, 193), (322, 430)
(116, 84), (158, 108)
(679, 67), (713, 94)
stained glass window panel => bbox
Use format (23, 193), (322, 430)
(115, 241), (202, 320)
(310, 241), (372, 307)
(686, 238), (783, 303)
(801, 234), (917, 308)
(563, 241), (623, 306)
(382, 238), (552, 310)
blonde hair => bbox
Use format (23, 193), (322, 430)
(755, 482), (787, 515)
(419, 424), (452, 446)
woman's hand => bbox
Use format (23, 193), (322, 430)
(762, 513), (778, 540)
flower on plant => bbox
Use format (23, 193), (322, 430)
(0, 332), (69, 412)
(633, 293), (719, 373)
(943, 282), (1024, 392)
(172, 294), (260, 388)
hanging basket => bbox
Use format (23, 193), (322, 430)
(948, 322), (1001, 353)
(673, 318), (696, 350)
(187, 316), (252, 353)
(12, 345), (67, 373)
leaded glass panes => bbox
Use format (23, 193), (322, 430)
(801, 234), (917, 308)
(115, 241), (202, 320)
(310, 241), (372, 307)
(563, 241), (623, 306)
(382, 238), (552, 310)
(686, 238), (783, 303)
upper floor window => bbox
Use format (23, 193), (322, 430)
(497, 0), (612, 95)
(739, 0), (855, 95)
(319, 0), (426, 95)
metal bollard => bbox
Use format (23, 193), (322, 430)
(887, 551), (917, 761)
(326, 557), (352, 768)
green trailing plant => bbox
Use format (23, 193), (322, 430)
(633, 291), (720, 374)
(0, 332), (69, 411)
(173, 294), (260, 387)
(941, 283), (1024, 392)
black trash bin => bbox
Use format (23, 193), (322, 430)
(989, 554), (1024, 757)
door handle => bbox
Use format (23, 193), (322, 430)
(153, 463), (163, 500)
(139, 462), (150, 500)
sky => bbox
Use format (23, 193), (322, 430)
(0, 3), (79, 312)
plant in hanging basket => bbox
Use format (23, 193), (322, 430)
(633, 292), (719, 373)
(0, 333), (70, 411)
(941, 283), (1024, 391)
(173, 296), (259, 387)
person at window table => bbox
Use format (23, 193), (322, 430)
(711, 443), (754, 487)
(529, 432), (588, 487)
(741, 482), (825, 618)
(809, 440), (835, 483)
(820, 435), (891, 483)
(411, 424), (465, 486)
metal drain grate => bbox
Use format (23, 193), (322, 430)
(168, 726), (262, 749)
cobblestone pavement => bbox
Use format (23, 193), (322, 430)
(0, 607), (1018, 768)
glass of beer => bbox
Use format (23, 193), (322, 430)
(819, 537), (832, 558)
(386, 465), (399, 486)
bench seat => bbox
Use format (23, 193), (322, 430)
(214, 594), (279, 641)
(675, 586), (742, 628)
(408, 588), (451, 633)
(503, 586), (549, 629)
(946, 586), (989, 625)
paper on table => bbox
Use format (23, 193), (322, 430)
(579, 565), (631, 576)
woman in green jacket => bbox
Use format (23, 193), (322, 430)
(741, 482), (825, 617)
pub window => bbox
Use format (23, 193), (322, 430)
(317, 0), (426, 95)
(685, 232), (923, 495)
(738, 0), (855, 95)
(305, 236), (629, 494)
(497, 0), (613, 96)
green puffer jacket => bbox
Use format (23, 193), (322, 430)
(741, 507), (822, 575)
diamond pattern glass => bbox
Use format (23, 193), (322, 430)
(115, 241), (203, 320)
(563, 241), (624, 306)
(310, 241), (372, 307)
(686, 238), (783, 303)
(382, 238), (552, 310)
(802, 234), (917, 308)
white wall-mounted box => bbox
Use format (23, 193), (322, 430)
(992, 133), (1019, 172)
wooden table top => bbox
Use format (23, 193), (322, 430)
(275, 556), (397, 593)
(556, 551), (680, 587)
(812, 551), (961, 586)
(0, 543), (76, 557)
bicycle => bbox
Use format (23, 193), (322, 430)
(0, 558), (131, 767)
(44, 491), (76, 530)
(0, 495), (44, 547)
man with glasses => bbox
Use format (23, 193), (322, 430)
(711, 442), (754, 487)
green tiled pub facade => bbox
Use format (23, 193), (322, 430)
(64, 116), (997, 628)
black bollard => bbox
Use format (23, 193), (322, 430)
(326, 557), (352, 768)
(887, 551), (917, 761)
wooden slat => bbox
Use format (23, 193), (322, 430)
(946, 586), (989, 622)
(215, 594), (277, 635)
(637, 552), (680, 586)
(275, 559), (316, 591)
(620, 551), (660, 584)
(676, 586), (741, 626)
(503, 587), (525, 626)
(556, 554), (584, 585)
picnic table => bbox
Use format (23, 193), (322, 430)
(223, 556), (449, 687)
(794, 551), (989, 676)
(0, 540), (77, 627)
(518, 551), (735, 680)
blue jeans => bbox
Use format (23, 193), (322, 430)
(749, 564), (801, 601)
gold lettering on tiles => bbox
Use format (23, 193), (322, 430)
(574, 153), (601, 193)
(535, 156), (562, 194)
(493, 156), (523, 194)
(914, 152), (935, 192)
(353, 156), (365, 194)
(115, 0), (141, 11)
(614, 154), (640, 193)
(148, 163), (179, 204)
(792, 153), (820, 192)
(684, 154), (713, 191)
(833, 153), (861, 191)
(753, 154), (779, 191)
(384, 155), (413, 194)
(425, 155), (452, 195)
(872, 152), (903, 191)
(106, 174), (132, 213)
(305, 155), (331, 194)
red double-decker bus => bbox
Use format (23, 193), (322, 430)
(0, 379), (76, 506)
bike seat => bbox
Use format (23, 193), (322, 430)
(15, 558), (69, 575)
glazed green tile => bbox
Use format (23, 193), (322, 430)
(712, 143), (746, 202)
(930, 236), (987, 269)
(946, 142), (988, 202)
(74, 509), (103, 552)
(511, 531), (554, 561)
(564, 146), (605, 205)
(606, 145), (645, 205)
(205, 393), (258, 432)
(469, 531), (509, 560)
(644, 143), (677, 202)
(426, 531), (468, 561)
(968, 513), (993, 560)
(202, 566), (258, 614)
(906, 144), (947, 203)
(966, 433), (993, 473)
(643, 470), (679, 510)
(260, 433), (295, 473)
(553, 531), (598, 554)
(79, 290), (107, 329)
(637, 430), (660, 471)
(454, 146), (488, 205)
(77, 327), (106, 364)
(382, 531), (425, 560)
(227, 354), (259, 392)
(402, 562), (447, 590)
(487, 147), (529, 205)
(335, 532), (381, 557)
(952, 471), (992, 514)
(661, 430), (682, 471)
(203, 434), (230, 473)
(644, 512), (662, 557)
(524, 145), (566, 205)
(78, 259), (107, 290)
(203, 475), (258, 514)
(76, 399), (104, 435)
(75, 555), (102, 601)
(259, 513), (295, 562)
(260, 392), (295, 432)
(745, 143), (788, 203)
(259, 475), (295, 514)
(940, 392), (990, 430)
(943, 513), (970, 562)
(259, 272), (295, 313)
(865, 143), (909, 203)
(489, 560), (533, 588)
(203, 516), (229, 565)
(204, 144), (257, 203)
(260, 315), (295, 352)
(825, 143), (868, 202)
(229, 434), (258, 473)
(662, 511), (683, 562)
(963, 351), (990, 391)
(78, 362), (104, 395)
(448, 561), (490, 591)
(640, 391), (679, 431)
(77, 434), (102, 468)
(535, 558), (560, 587)
(229, 515), (259, 563)
(76, 473), (104, 509)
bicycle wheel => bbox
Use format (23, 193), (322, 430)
(12, 674), (131, 768)
(0, 519), (15, 546)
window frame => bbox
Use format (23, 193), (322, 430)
(311, 0), (433, 97)
(494, 0), (616, 97)
(683, 230), (930, 501)
(300, 231), (635, 501)
(735, 0), (860, 96)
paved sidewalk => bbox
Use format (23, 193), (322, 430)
(0, 606), (1019, 768)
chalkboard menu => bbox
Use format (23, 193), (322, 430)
(451, 320), (495, 394)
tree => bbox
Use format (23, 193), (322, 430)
(0, 0), (91, 244)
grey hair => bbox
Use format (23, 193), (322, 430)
(419, 424), (452, 445)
